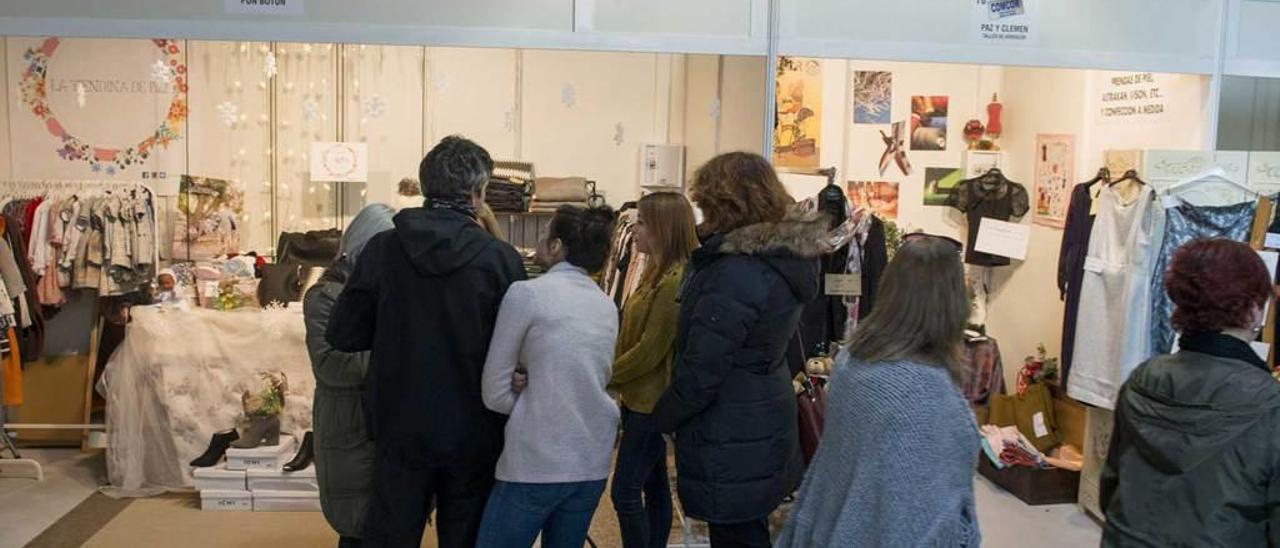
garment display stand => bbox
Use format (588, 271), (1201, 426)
(0, 363), (43, 480)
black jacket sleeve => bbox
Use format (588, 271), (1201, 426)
(1058, 184), (1089, 300)
(653, 262), (762, 433)
(326, 233), (383, 353)
(859, 217), (888, 319)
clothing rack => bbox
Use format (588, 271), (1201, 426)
(0, 179), (152, 455)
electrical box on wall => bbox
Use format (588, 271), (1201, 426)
(640, 144), (684, 189)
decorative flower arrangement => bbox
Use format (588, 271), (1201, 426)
(243, 371), (288, 419)
(1017, 343), (1060, 395)
(20, 38), (188, 174)
(213, 278), (247, 311)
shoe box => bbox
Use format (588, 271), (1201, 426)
(225, 435), (296, 471)
(252, 490), (323, 512)
(193, 464), (247, 491)
(200, 489), (253, 511)
(246, 465), (317, 492)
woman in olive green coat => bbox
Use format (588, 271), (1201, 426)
(304, 204), (394, 548)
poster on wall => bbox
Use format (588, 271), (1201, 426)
(310, 141), (369, 182)
(878, 121), (912, 176)
(172, 176), (243, 261)
(971, 0), (1040, 46)
(910, 96), (948, 151)
(853, 71), (892, 125)
(1034, 134), (1075, 228)
(846, 181), (900, 220)
(1093, 72), (1204, 127)
(924, 167), (963, 206)
(965, 150), (1003, 178)
(11, 37), (188, 178)
(774, 57), (823, 168)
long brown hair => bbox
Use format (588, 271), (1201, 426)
(689, 152), (793, 235)
(845, 236), (969, 382)
(637, 192), (698, 287)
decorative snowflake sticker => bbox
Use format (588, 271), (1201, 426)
(613, 123), (625, 146)
(503, 110), (516, 132)
(216, 101), (239, 128)
(302, 97), (320, 122)
(561, 84), (577, 108)
(263, 51), (278, 79)
(709, 98), (722, 120)
(363, 95), (386, 119)
(151, 59), (174, 84)
(75, 82), (86, 108)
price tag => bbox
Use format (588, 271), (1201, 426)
(973, 218), (1030, 261)
(1266, 233), (1280, 250)
(825, 274), (862, 297)
(1033, 411), (1049, 438)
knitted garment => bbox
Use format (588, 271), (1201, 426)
(776, 357), (981, 548)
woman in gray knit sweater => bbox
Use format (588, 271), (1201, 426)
(777, 233), (981, 548)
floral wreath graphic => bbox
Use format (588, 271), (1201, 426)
(20, 38), (188, 175)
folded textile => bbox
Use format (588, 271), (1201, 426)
(979, 424), (1048, 469)
(530, 201), (590, 213)
(534, 177), (589, 203)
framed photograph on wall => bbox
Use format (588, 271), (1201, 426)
(964, 150), (1003, 178)
(1034, 134), (1075, 228)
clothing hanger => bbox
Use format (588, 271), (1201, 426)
(1083, 167), (1111, 186)
(1164, 167), (1257, 198)
(1109, 169), (1144, 187)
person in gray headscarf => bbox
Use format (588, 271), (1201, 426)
(303, 204), (395, 548)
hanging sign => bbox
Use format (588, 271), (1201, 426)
(974, 218), (1030, 261)
(225, 0), (305, 16)
(310, 142), (368, 183)
(971, 0), (1040, 46)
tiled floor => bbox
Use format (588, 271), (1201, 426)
(2, 449), (1101, 547)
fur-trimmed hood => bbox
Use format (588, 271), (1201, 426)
(718, 209), (832, 258)
(694, 207), (827, 305)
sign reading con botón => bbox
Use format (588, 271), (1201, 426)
(225, 0), (305, 16)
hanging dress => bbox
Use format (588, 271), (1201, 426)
(1068, 184), (1157, 409)
(1148, 198), (1256, 355)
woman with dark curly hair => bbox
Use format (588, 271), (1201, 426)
(1101, 238), (1280, 547)
(652, 152), (825, 547)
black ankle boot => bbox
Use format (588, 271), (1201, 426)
(190, 429), (239, 467)
(283, 431), (314, 472)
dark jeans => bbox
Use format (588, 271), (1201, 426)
(611, 407), (673, 548)
(708, 519), (770, 548)
(337, 537), (361, 548)
(362, 452), (494, 548)
(474, 479), (607, 548)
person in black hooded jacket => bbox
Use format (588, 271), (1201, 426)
(652, 152), (824, 548)
(326, 136), (526, 548)
(1101, 238), (1280, 548)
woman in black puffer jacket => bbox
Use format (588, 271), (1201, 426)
(652, 152), (825, 548)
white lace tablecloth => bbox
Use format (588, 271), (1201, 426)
(98, 305), (314, 497)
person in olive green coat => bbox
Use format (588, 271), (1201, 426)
(304, 204), (394, 548)
(609, 192), (699, 548)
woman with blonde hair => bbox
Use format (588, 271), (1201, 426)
(776, 233), (980, 548)
(652, 152), (826, 547)
(609, 192), (698, 548)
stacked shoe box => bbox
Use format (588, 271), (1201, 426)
(196, 434), (320, 511)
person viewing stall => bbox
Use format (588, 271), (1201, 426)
(775, 232), (980, 548)
(1101, 238), (1280, 547)
(608, 192), (699, 548)
(651, 151), (823, 548)
(326, 136), (526, 548)
(302, 204), (394, 548)
(475, 204), (620, 548)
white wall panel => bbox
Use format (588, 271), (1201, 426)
(273, 43), (338, 235)
(425, 47), (518, 162)
(520, 49), (661, 203)
(343, 44), (425, 215)
(718, 56), (768, 156)
(186, 40), (273, 254)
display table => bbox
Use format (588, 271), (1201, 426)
(98, 305), (314, 497)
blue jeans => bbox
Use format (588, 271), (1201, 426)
(611, 407), (673, 548)
(475, 479), (606, 548)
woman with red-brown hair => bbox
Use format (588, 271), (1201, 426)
(1101, 238), (1280, 547)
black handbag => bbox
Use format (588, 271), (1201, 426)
(258, 264), (326, 307)
(275, 229), (341, 267)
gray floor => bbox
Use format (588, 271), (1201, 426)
(0, 448), (105, 548)
(1, 449), (1100, 548)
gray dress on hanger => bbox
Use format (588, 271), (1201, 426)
(1148, 198), (1256, 355)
